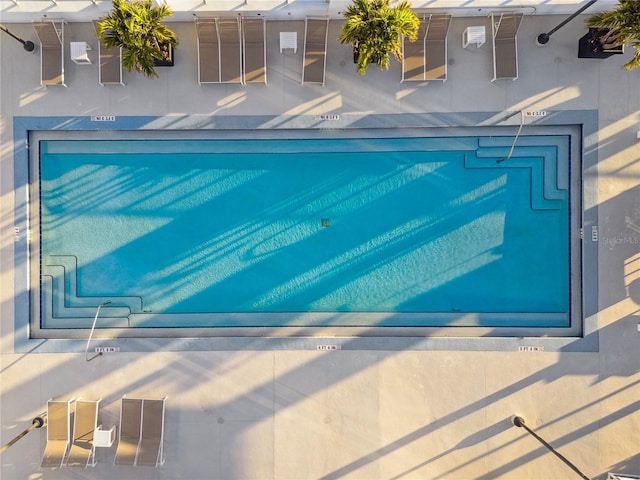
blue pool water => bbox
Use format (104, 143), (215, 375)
(38, 135), (571, 328)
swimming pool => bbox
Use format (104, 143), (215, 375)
(33, 129), (578, 335)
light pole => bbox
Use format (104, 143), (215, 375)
(512, 415), (590, 479)
(537, 0), (598, 46)
(0, 23), (35, 52)
(0, 415), (46, 454)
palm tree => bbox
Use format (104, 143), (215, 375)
(587, 0), (640, 70)
(338, 0), (419, 75)
(96, 0), (178, 78)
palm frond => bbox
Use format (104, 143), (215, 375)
(339, 0), (418, 75)
(96, 0), (177, 78)
(623, 41), (640, 70)
(586, 0), (640, 70)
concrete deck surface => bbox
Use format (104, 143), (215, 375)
(1, 13), (639, 480)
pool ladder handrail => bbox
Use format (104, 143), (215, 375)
(85, 301), (111, 362)
(497, 110), (525, 164)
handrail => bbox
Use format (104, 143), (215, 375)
(497, 111), (525, 163)
(85, 301), (111, 362)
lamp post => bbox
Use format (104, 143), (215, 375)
(512, 415), (590, 479)
(0, 23), (35, 52)
(0, 415), (46, 454)
(537, 0), (598, 45)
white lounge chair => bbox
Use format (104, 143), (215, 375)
(195, 18), (243, 84)
(114, 396), (166, 467)
(425, 14), (452, 81)
(33, 20), (66, 87)
(114, 397), (143, 466)
(402, 14), (451, 82)
(218, 18), (243, 83)
(195, 18), (220, 84)
(94, 22), (124, 86)
(402, 15), (428, 82)
(302, 18), (329, 86)
(67, 399), (101, 467)
(242, 18), (267, 84)
(491, 12), (523, 81)
(136, 398), (166, 467)
(41, 399), (72, 468)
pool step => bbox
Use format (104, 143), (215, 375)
(466, 139), (569, 210)
(478, 135), (569, 190)
(41, 275), (131, 328)
(475, 147), (565, 199)
(41, 255), (143, 325)
(465, 153), (564, 211)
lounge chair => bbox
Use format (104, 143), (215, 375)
(114, 397), (143, 466)
(302, 18), (329, 86)
(218, 18), (243, 83)
(93, 22), (124, 86)
(401, 16), (428, 82)
(114, 397), (166, 467)
(195, 18), (220, 84)
(195, 18), (243, 84)
(402, 14), (451, 82)
(67, 399), (100, 467)
(491, 12), (523, 81)
(136, 398), (166, 467)
(242, 18), (267, 84)
(425, 14), (451, 81)
(41, 399), (72, 468)
(33, 20), (66, 87)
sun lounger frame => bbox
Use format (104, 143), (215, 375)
(491, 12), (523, 82)
(195, 18), (220, 84)
(114, 396), (166, 467)
(195, 18), (243, 85)
(242, 17), (267, 84)
(425, 14), (451, 81)
(67, 398), (101, 468)
(114, 397), (143, 466)
(33, 20), (67, 87)
(218, 18), (243, 84)
(401, 15), (428, 82)
(136, 398), (166, 467)
(41, 398), (73, 468)
(93, 22), (124, 86)
(302, 17), (329, 86)
(402, 14), (451, 82)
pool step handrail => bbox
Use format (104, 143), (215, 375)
(85, 301), (111, 362)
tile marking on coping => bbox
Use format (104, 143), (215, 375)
(95, 347), (120, 353)
(518, 346), (544, 352)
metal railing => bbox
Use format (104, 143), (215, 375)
(85, 301), (111, 362)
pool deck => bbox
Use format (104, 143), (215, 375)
(1, 12), (639, 480)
